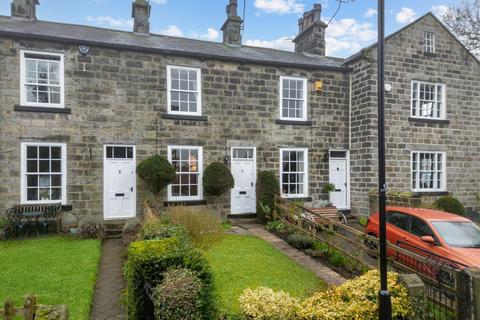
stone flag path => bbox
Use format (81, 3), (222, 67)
(90, 238), (126, 320)
(231, 220), (346, 286)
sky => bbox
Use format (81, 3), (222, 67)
(0, 0), (461, 58)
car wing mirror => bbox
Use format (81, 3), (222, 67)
(421, 235), (436, 245)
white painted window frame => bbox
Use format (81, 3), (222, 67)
(20, 142), (67, 204)
(167, 145), (203, 201)
(411, 150), (447, 192)
(279, 76), (308, 121)
(166, 65), (202, 116)
(20, 50), (65, 108)
(410, 80), (446, 120)
(279, 147), (309, 198)
(424, 32), (435, 53)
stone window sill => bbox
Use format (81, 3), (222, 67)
(164, 200), (207, 206)
(162, 114), (208, 121)
(14, 105), (71, 114)
(275, 119), (312, 126)
(408, 117), (450, 125)
(282, 196), (313, 202)
(413, 191), (449, 197)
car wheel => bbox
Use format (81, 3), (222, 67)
(364, 233), (378, 259)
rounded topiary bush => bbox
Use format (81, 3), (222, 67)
(256, 170), (280, 221)
(203, 162), (234, 218)
(137, 155), (176, 211)
(434, 195), (466, 216)
(152, 268), (204, 320)
(203, 162), (234, 197)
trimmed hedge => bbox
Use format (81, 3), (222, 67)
(256, 170), (280, 221)
(434, 195), (466, 216)
(152, 268), (204, 320)
(125, 238), (215, 320)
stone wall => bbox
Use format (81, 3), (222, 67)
(349, 14), (480, 214)
(0, 36), (350, 219)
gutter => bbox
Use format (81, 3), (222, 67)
(348, 72), (352, 150)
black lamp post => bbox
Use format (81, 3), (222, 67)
(377, 0), (392, 319)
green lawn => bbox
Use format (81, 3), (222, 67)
(0, 237), (101, 320)
(204, 234), (326, 315)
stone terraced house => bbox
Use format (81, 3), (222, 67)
(0, 0), (479, 224)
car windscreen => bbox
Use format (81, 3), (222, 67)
(431, 221), (480, 248)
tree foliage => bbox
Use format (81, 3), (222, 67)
(443, 0), (480, 57)
(203, 162), (235, 197)
(137, 155), (176, 212)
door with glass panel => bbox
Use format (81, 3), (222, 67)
(103, 145), (136, 219)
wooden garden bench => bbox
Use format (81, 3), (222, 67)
(5, 203), (62, 237)
(306, 207), (348, 225)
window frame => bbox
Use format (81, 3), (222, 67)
(20, 50), (65, 109)
(166, 65), (202, 116)
(279, 76), (308, 121)
(411, 150), (447, 192)
(167, 145), (203, 201)
(410, 80), (446, 120)
(279, 147), (309, 198)
(20, 142), (67, 204)
(424, 32), (435, 53)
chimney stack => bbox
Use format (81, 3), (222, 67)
(221, 0), (242, 45)
(293, 3), (326, 56)
(11, 0), (39, 21)
(132, 0), (151, 34)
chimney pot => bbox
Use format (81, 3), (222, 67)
(11, 0), (39, 20)
(132, 0), (151, 34)
(293, 3), (326, 56)
(221, 0), (242, 45)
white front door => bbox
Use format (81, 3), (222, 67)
(103, 145), (136, 219)
(329, 156), (349, 209)
(230, 148), (256, 214)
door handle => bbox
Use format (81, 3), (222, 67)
(130, 186), (134, 192)
(251, 182), (254, 187)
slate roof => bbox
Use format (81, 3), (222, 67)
(0, 15), (348, 71)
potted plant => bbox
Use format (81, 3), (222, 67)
(0, 217), (10, 240)
(321, 183), (336, 207)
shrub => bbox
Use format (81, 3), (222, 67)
(239, 287), (301, 320)
(265, 220), (286, 233)
(322, 183), (336, 194)
(0, 217), (9, 229)
(298, 270), (411, 320)
(203, 161), (235, 218)
(125, 238), (215, 320)
(256, 171), (280, 221)
(434, 196), (466, 216)
(139, 220), (188, 242)
(358, 216), (368, 227)
(152, 268), (205, 320)
(166, 206), (224, 248)
(78, 217), (106, 239)
(122, 219), (142, 246)
(286, 233), (315, 250)
(137, 155), (176, 212)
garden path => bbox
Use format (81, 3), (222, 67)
(230, 220), (346, 286)
(90, 238), (126, 320)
